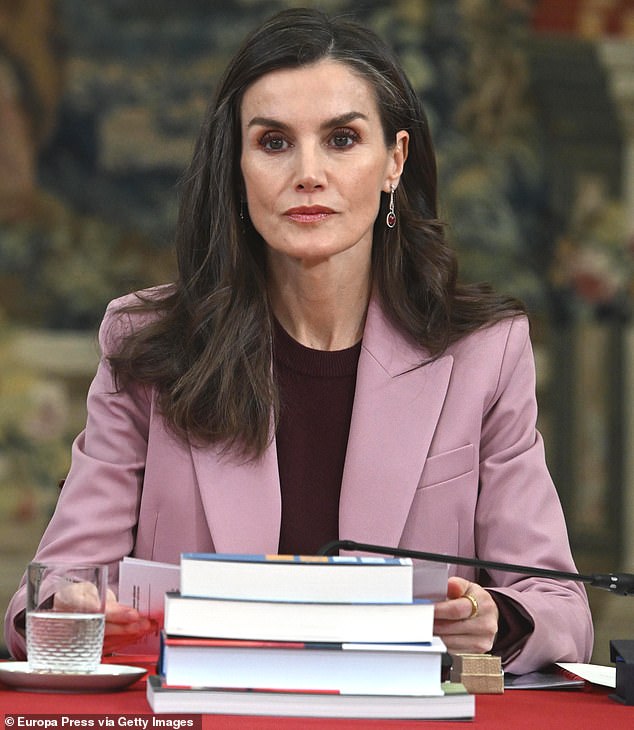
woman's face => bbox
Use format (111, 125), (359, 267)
(240, 59), (408, 270)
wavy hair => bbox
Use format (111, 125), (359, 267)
(109, 8), (525, 458)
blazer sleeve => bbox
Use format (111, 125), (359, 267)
(475, 316), (594, 673)
(3, 297), (152, 659)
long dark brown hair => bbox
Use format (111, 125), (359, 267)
(108, 7), (525, 458)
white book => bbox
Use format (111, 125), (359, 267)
(179, 552), (414, 603)
(160, 634), (446, 696)
(163, 591), (434, 644)
(147, 676), (475, 720)
(117, 557), (180, 654)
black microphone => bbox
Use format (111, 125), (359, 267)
(317, 538), (634, 596)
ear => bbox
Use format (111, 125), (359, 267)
(383, 130), (409, 192)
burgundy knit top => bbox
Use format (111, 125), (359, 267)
(273, 316), (361, 556)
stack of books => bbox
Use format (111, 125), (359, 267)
(146, 553), (474, 720)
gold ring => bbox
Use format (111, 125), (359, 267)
(464, 592), (478, 619)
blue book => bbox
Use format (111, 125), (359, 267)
(179, 552), (413, 603)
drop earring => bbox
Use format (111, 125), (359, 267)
(386, 185), (396, 229)
(239, 197), (248, 232)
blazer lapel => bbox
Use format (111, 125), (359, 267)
(189, 298), (452, 556)
(339, 299), (453, 548)
(191, 440), (282, 554)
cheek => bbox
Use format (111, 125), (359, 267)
(246, 195), (275, 231)
(243, 182), (277, 239)
(242, 162), (278, 211)
(345, 162), (388, 203)
(243, 182), (269, 218)
(347, 178), (383, 218)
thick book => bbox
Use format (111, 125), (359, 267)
(163, 591), (434, 644)
(179, 553), (413, 603)
(159, 634), (446, 696)
(146, 676), (474, 719)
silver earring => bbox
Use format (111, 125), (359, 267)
(386, 185), (396, 229)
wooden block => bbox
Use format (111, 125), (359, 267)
(450, 653), (504, 694)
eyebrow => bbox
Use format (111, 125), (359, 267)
(246, 111), (369, 131)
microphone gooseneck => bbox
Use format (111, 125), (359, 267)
(317, 539), (634, 596)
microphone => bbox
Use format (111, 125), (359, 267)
(317, 538), (634, 596)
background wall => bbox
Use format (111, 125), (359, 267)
(1, 0), (633, 663)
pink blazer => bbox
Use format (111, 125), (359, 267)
(4, 293), (593, 672)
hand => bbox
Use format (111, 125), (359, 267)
(53, 583), (155, 654)
(53, 580), (102, 613)
(102, 589), (157, 655)
(433, 576), (499, 654)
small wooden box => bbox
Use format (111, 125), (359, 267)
(450, 653), (504, 694)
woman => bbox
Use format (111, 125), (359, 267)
(4, 8), (593, 674)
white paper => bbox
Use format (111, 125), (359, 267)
(556, 662), (616, 688)
(413, 560), (449, 601)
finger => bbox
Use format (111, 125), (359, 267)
(445, 576), (470, 600)
(464, 591), (479, 619)
(437, 632), (491, 654)
(434, 614), (494, 652)
(102, 630), (152, 655)
(105, 593), (146, 626)
(53, 581), (101, 612)
(102, 615), (156, 656)
(435, 599), (499, 654)
(106, 607), (143, 627)
(434, 594), (477, 621)
(106, 616), (154, 636)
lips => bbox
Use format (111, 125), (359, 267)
(284, 206), (335, 223)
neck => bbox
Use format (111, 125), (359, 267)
(267, 257), (371, 351)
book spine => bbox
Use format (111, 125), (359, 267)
(180, 552), (408, 566)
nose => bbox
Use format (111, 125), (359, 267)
(294, 142), (326, 192)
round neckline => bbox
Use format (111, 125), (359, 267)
(273, 317), (362, 377)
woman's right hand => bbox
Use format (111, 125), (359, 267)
(102, 589), (157, 654)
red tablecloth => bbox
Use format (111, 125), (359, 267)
(1, 678), (632, 729)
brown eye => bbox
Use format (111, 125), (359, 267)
(330, 128), (359, 148)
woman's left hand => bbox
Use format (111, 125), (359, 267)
(433, 576), (499, 654)
(101, 589), (157, 655)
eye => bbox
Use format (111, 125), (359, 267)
(329, 128), (360, 148)
(258, 132), (290, 152)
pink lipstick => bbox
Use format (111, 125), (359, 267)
(285, 206), (335, 223)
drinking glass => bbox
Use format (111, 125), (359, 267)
(26, 562), (107, 673)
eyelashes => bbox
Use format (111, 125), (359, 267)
(330, 128), (360, 148)
(257, 127), (360, 152)
(258, 132), (287, 152)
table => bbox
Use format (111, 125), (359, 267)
(0, 679), (632, 729)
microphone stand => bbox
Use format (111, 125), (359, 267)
(317, 538), (634, 596)
(319, 539), (634, 704)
